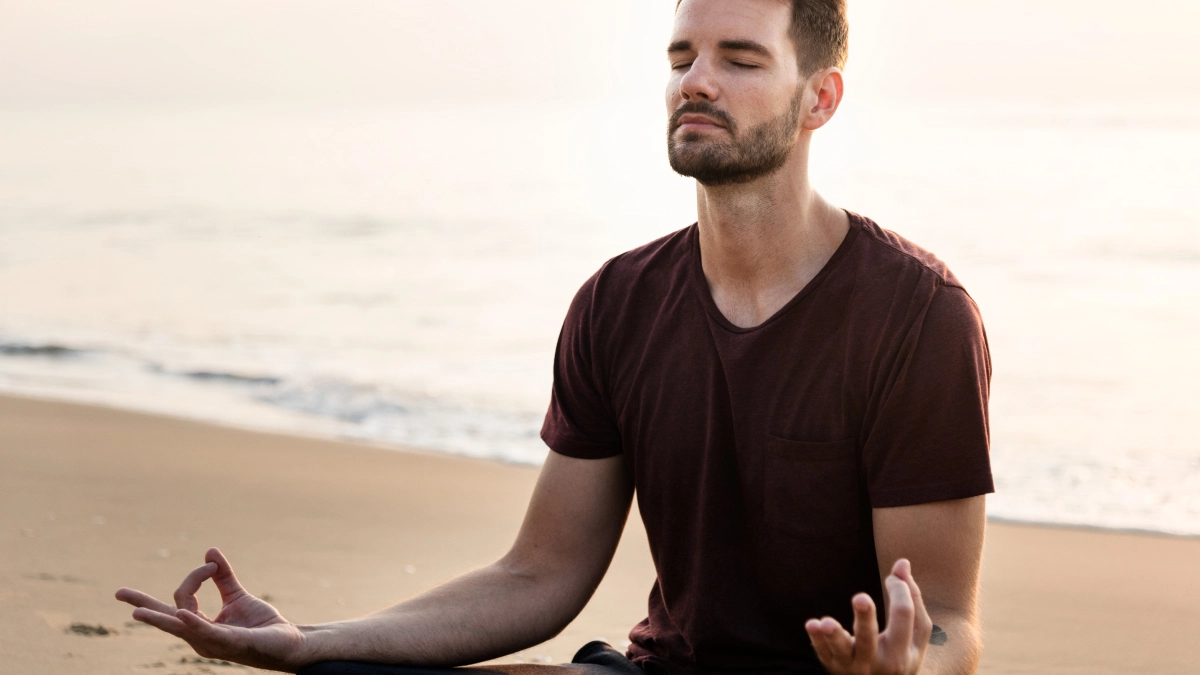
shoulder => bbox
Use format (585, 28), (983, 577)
(838, 213), (987, 361)
(847, 211), (966, 293)
(569, 224), (694, 312)
(596, 224), (693, 288)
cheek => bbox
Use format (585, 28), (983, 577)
(665, 75), (684, 108)
(751, 81), (803, 119)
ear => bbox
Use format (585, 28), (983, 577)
(801, 67), (844, 131)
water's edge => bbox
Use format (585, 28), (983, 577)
(4, 358), (1197, 541)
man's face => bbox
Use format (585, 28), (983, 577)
(666, 0), (806, 186)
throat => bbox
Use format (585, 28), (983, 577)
(698, 207), (851, 330)
(708, 276), (811, 329)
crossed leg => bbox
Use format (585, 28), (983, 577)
(298, 641), (646, 675)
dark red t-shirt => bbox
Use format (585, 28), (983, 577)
(541, 212), (993, 675)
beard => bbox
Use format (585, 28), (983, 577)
(667, 88), (804, 186)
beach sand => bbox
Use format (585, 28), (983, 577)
(2, 394), (1198, 674)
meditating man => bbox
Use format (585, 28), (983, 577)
(117, 1), (993, 673)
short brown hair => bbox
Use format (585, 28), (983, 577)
(789, 0), (849, 73)
(677, 0), (849, 75)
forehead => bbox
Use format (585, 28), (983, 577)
(672, 0), (792, 48)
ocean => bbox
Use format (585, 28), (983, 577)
(1, 99), (1198, 536)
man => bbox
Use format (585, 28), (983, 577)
(116, 1), (993, 673)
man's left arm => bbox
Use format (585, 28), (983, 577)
(806, 496), (986, 675)
(876, 496), (986, 674)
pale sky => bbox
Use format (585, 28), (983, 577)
(0, 0), (1197, 106)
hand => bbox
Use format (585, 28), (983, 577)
(115, 547), (308, 672)
(805, 558), (933, 675)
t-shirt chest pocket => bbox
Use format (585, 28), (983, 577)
(763, 435), (860, 539)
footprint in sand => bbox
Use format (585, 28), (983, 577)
(36, 611), (118, 636)
(67, 622), (117, 636)
(25, 572), (84, 583)
(177, 655), (249, 669)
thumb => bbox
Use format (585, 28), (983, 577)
(205, 548), (248, 603)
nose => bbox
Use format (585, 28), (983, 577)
(678, 57), (718, 102)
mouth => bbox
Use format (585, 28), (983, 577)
(673, 113), (728, 135)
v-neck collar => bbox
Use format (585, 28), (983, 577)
(688, 210), (862, 335)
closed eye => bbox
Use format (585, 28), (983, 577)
(671, 62), (694, 71)
(731, 62), (760, 70)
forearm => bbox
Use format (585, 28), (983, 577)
(919, 609), (981, 675)
(296, 557), (586, 669)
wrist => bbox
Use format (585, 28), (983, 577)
(290, 623), (333, 669)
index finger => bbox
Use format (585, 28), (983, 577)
(894, 558), (934, 646)
(174, 562), (217, 612)
(883, 573), (915, 663)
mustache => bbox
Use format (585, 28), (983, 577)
(669, 101), (736, 133)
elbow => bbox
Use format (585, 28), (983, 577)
(925, 605), (983, 674)
(491, 552), (597, 641)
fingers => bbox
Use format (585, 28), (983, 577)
(850, 593), (878, 666)
(119, 551), (249, 659)
(808, 562), (930, 673)
(176, 608), (229, 642)
(893, 558), (934, 647)
(805, 616), (853, 669)
(883, 569), (916, 659)
(805, 618), (831, 664)
(134, 606), (238, 659)
(204, 547), (249, 604)
(132, 606), (189, 637)
(116, 587), (177, 615)
(824, 618), (854, 662)
(174, 562), (218, 612)
(119, 587), (199, 640)
(176, 609), (250, 661)
(125, 550), (244, 620)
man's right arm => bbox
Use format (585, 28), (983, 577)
(297, 451), (634, 668)
(118, 451), (634, 672)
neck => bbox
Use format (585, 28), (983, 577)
(694, 142), (849, 328)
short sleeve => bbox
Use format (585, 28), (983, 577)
(540, 273), (624, 459)
(863, 285), (994, 507)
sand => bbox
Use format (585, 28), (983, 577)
(2, 394), (1198, 674)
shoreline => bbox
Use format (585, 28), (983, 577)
(3, 393), (1200, 674)
(983, 515), (1200, 543)
(0, 386), (548, 467)
(6, 390), (1199, 542)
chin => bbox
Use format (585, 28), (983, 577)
(674, 130), (725, 144)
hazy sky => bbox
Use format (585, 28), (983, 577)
(0, 0), (1197, 106)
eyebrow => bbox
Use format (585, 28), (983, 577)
(667, 39), (774, 58)
(717, 40), (773, 57)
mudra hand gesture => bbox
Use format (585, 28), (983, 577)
(115, 547), (306, 672)
(805, 559), (933, 675)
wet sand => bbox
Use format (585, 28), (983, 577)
(2, 394), (1198, 674)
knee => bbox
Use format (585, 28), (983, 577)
(297, 662), (361, 675)
(297, 661), (448, 675)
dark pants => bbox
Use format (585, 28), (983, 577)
(298, 641), (647, 675)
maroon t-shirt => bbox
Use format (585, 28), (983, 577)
(541, 212), (993, 675)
